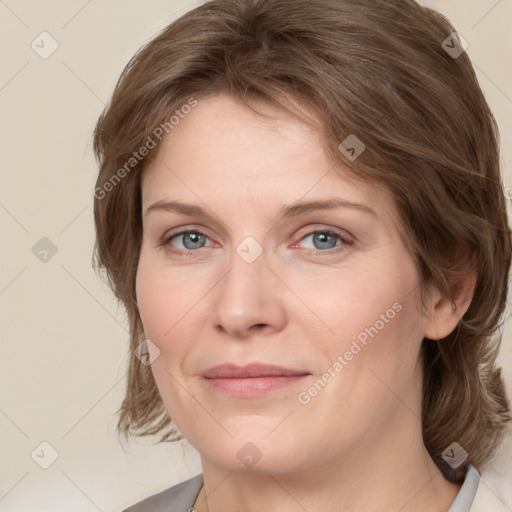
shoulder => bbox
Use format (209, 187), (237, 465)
(121, 474), (203, 512)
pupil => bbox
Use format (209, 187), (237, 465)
(183, 232), (205, 249)
(314, 233), (336, 250)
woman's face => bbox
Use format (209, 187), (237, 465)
(136, 92), (433, 475)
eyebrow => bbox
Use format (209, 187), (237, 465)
(144, 198), (376, 219)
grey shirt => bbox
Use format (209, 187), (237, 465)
(122, 464), (480, 512)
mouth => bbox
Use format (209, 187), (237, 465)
(201, 363), (311, 397)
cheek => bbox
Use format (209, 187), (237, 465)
(135, 266), (173, 344)
(302, 253), (425, 394)
(135, 260), (199, 374)
(135, 248), (210, 342)
(134, 250), (222, 411)
(135, 255), (208, 429)
(290, 254), (421, 350)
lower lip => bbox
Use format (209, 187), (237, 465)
(204, 375), (309, 397)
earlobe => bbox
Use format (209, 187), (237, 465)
(424, 269), (477, 341)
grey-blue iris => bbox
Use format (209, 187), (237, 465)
(313, 232), (337, 250)
(183, 232), (206, 249)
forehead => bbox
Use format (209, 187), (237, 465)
(141, 92), (390, 216)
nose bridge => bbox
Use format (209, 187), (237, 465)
(212, 241), (286, 337)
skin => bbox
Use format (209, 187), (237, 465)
(135, 92), (473, 512)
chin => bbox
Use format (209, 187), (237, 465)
(191, 422), (308, 473)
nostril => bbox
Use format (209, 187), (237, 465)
(251, 323), (268, 331)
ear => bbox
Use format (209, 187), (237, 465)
(424, 268), (477, 340)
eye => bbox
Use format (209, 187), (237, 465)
(296, 229), (353, 252)
(160, 227), (353, 256)
(163, 230), (214, 253)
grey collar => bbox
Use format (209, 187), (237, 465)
(447, 465), (480, 512)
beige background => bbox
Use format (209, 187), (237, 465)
(0, 1), (511, 510)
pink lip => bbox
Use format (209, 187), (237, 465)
(201, 363), (310, 397)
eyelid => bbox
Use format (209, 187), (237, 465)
(160, 223), (211, 240)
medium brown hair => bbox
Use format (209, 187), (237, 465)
(93, 0), (511, 483)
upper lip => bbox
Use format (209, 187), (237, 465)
(202, 363), (310, 379)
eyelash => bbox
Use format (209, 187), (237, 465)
(159, 228), (354, 257)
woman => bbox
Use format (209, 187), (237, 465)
(93, 0), (511, 510)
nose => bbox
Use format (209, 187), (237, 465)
(211, 248), (287, 339)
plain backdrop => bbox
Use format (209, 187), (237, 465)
(0, 1), (511, 511)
